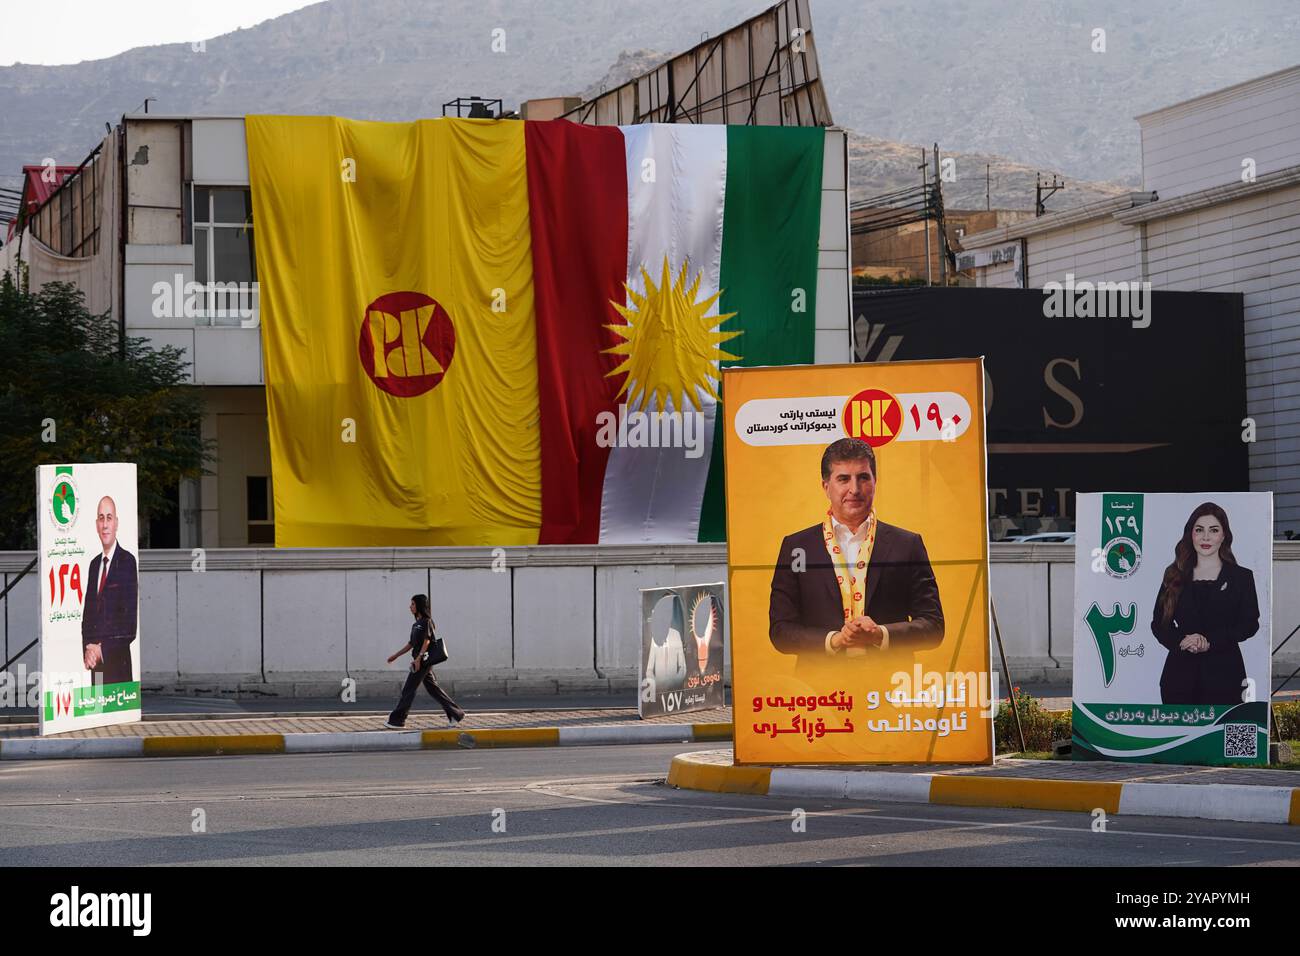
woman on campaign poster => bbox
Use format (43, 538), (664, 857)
(1151, 502), (1261, 705)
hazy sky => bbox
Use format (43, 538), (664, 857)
(0, 0), (321, 66)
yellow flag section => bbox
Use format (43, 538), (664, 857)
(246, 116), (541, 546)
(723, 359), (993, 765)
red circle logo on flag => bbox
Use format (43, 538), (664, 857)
(842, 387), (902, 447)
(358, 291), (455, 397)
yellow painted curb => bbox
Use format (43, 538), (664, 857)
(929, 774), (1122, 814)
(668, 754), (771, 794)
(422, 727), (561, 749)
(142, 734), (285, 757)
(692, 723), (734, 741)
(1289, 789), (1300, 826)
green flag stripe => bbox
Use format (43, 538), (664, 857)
(698, 127), (825, 542)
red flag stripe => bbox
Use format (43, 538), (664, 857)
(525, 120), (629, 544)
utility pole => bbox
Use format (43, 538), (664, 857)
(918, 148), (931, 285)
(986, 163), (991, 211)
(1036, 172), (1064, 216)
(934, 144), (946, 286)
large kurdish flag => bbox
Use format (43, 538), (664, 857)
(246, 116), (823, 547)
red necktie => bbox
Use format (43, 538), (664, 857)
(99, 559), (108, 595)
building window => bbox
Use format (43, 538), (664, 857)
(192, 185), (258, 326)
(246, 475), (274, 545)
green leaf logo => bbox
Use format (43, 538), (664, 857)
(51, 480), (76, 526)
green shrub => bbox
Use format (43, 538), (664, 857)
(994, 687), (1070, 754)
(1273, 701), (1300, 741)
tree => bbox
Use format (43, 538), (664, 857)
(0, 275), (212, 549)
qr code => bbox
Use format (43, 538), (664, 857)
(1224, 723), (1258, 759)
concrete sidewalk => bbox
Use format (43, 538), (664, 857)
(668, 749), (1300, 826)
(0, 705), (734, 760)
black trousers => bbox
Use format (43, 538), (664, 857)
(389, 661), (464, 725)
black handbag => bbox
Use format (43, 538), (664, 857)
(425, 621), (449, 666)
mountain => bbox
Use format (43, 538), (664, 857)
(1, 0), (1296, 215)
(581, 48), (671, 100)
(812, 0), (1300, 187)
(846, 133), (1126, 211)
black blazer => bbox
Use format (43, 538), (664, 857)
(1151, 562), (1259, 705)
(769, 520), (944, 668)
(81, 548), (139, 685)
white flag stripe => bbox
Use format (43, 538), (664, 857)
(599, 125), (728, 543)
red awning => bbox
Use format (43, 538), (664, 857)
(6, 164), (81, 242)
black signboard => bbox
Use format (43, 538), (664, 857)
(853, 287), (1248, 536)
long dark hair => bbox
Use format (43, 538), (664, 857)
(411, 593), (431, 620)
(1158, 502), (1237, 624)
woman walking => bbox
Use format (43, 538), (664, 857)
(384, 593), (466, 729)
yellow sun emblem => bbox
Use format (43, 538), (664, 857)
(604, 256), (741, 412)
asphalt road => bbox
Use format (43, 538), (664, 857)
(2, 743), (1300, 866)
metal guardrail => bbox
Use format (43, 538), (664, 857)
(0, 557), (36, 672)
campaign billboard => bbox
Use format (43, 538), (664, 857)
(1072, 492), (1272, 765)
(639, 582), (726, 718)
(723, 359), (993, 765)
(36, 463), (142, 735)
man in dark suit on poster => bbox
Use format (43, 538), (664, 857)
(81, 496), (139, 685)
(769, 437), (944, 670)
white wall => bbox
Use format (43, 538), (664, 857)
(1140, 184), (1300, 529)
(977, 260), (1019, 289)
(4, 544), (1299, 692)
(1139, 66), (1300, 201)
(1025, 215), (1142, 287)
(816, 128), (852, 363)
(192, 118), (249, 184)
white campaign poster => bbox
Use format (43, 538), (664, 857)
(36, 463), (142, 735)
(1072, 492), (1272, 766)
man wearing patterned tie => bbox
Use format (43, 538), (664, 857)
(81, 496), (139, 685)
(768, 438), (944, 670)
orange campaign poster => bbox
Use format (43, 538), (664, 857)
(723, 359), (994, 765)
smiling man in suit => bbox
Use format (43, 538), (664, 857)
(81, 496), (139, 685)
(769, 437), (943, 669)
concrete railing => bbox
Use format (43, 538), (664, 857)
(4, 543), (1299, 696)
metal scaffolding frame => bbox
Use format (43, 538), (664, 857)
(562, 0), (831, 127)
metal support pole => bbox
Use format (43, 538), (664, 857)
(991, 599), (1026, 753)
(934, 144), (946, 287)
(1272, 622), (1299, 657)
(918, 149), (931, 285)
(0, 638), (37, 675)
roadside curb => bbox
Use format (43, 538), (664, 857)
(667, 751), (1300, 826)
(0, 722), (734, 760)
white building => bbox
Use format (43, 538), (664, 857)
(961, 64), (1300, 533)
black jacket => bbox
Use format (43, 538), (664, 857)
(81, 547), (139, 685)
(769, 520), (944, 668)
(1151, 562), (1259, 705)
